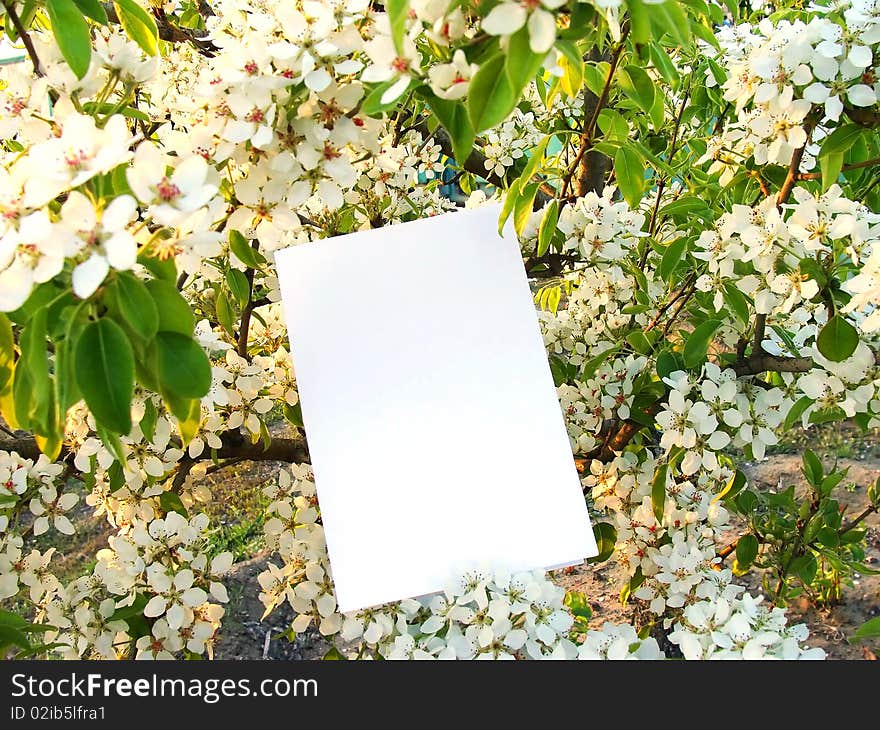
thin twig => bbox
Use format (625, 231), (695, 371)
(839, 504), (878, 536)
(647, 80), (692, 241)
(644, 272), (697, 333)
(776, 116), (819, 209)
(2, 0), (44, 76)
(796, 157), (880, 180)
(560, 29), (629, 200)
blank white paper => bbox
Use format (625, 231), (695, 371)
(274, 204), (597, 612)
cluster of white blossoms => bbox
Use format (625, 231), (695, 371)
(558, 354), (648, 454)
(578, 621), (664, 659)
(257, 464), (824, 659)
(668, 572), (826, 659)
(696, 185), (879, 320)
(47, 511), (231, 660)
(1, 441), (232, 659)
(703, 1), (880, 175)
(0, 451), (64, 537)
(558, 187), (649, 261)
(258, 466), (584, 659)
(482, 110), (545, 179)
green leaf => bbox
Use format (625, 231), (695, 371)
(683, 318), (721, 368)
(46, 0), (92, 79)
(817, 315), (858, 362)
(215, 288), (236, 335)
(556, 40), (584, 97)
(514, 183), (538, 237)
(628, 0), (652, 44)
(96, 422), (127, 464)
(816, 526), (839, 548)
(589, 522), (617, 563)
(360, 79), (410, 116)
(498, 179), (521, 235)
(140, 398), (158, 442)
(537, 199), (559, 257)
(617, 66), (656, 120)
(113, 0), (159, 56)
(648, 89), (665, 130)
(323, 646), (346, 660)
(155, 332), (212, 400)
(820, 125), (862, 156)
(146, 279), (195, 335)
(113, 272), (159, 341)
(160, 490), (188, 517)
(83, 101), (150, 122)
(649, 0), (692, 47)
(597, 109), (629, 141)
(0, 624), (31, 652)
(426, 94), (475, 166)
(802, 449), (823, 487)
(228, 230), (266, 269)
(819, 151), (844, 191)
(0, 313), (13, 394)
(735, 534), (759, 569)
(715, 469), (747, 502)
(226, 268), (251, 308)
(176, 397), (201, 446)
(655, 349), (682, 379)
(14, 308), (51, 434)
(582, 62), (608, 96)
(784, 395), (813, 429)
(110, 594), (148, 622)
(659, 237), (687, 281)
(651, 463), (668, 522)
(54, 314), (82, 414)
(564, 590), (592, 623)
(689, 20), (719, 50)
(851, 616), (880, 642)
(104, 459), (122, 492)
(722, 282), (750, 326)
(626, 330), (653, 355)
(386, 0), (409, 51)
(468, 54), (517, 133)
(517, 136), (550, 188)
(790, 554), (818, 585)
(137, 249), (177, 281)
(505, 26), (545, 96)
(649, 42), (680, 87)
(283, 401), (304, 428)
(72, 0), (108, 24)
(75, 318), (134, 434)
(614, 144), (645, 208)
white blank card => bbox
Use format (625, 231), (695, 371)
(274, 205), (597, 612)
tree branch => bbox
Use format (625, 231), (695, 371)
(839, 503), (878, 536)
(844, 105), (880, 128)
(776, 116), (819, 208)
(101, 3), (218, 56)
(0, 432), (308, 466)
(732, 354), (813, 377)
(561, 30), (629, 200)
(796, 157), (880, 180)
(2, 0), (44, 76)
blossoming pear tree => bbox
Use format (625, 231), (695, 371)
(1, 0), (879, 660)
